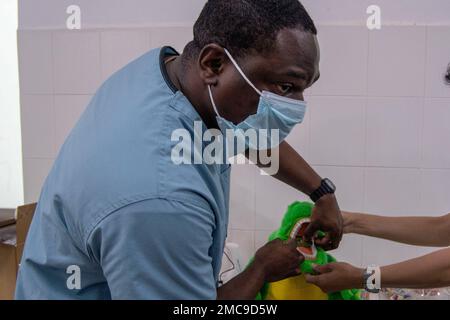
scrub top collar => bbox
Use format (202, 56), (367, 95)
(160, 46), (203, 123)
(159, 46), (180, 94)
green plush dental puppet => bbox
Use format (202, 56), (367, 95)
(254, 201), (361, 300)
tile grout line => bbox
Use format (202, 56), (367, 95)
(99, 31), (105, 84)
(362, 25), (370, 265)
(418, 27), (430, 213)
(50, 31), (58, 160)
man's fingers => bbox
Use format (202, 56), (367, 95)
(285, 238), (298, 249)
(313, 234), (336, 251)
(329, 229), (343, 247)
(285, 268), (303, 279)
(284, 238), (305, 263)
(314, 234), (331, 247)
(314, 229), (342, 250)
(297, 251), (306, 263)
(303, 221), (319, 241)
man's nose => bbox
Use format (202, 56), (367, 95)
(295, 93), (305, 101)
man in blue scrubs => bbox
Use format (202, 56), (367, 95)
(16, 0), (343, 299)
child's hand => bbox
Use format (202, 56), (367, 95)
(342, 211), (365, 234)
(305, 262), (364, 293)
(341, 211), (355, 234)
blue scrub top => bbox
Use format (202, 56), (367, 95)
(15, 47), (231, 300)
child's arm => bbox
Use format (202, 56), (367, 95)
(381, 248), (450, 289)
(343, 212), (450, 247)
(306, 248), (450, 292)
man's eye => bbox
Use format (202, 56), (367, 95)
(278, 84), (293, 94)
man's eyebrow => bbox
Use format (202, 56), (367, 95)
(284, 69), (308, 81)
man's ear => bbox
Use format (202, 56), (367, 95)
(197, 44), (227, 86)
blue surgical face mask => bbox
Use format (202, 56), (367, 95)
(208, 48), (307, 151)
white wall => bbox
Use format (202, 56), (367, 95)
(0, 0), (24, 210)
(18, 0), (450, 30)
(18, 0), (450, 268)
(19, 0), (204, 29)
(302, 0), (450, 25)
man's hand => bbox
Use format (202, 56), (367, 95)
(217, 238), (305, 300)
(305, 262), (364, 293)
(254, 239), (305, 283)
(304, 194), (343, 250)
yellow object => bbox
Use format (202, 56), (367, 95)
(265, 274), (328, 300)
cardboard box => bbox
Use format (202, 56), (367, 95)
(0, 203), (36, 300)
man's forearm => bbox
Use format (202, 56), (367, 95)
(274, 142), (322, 194)
(348, 213), (450, 247)
(381, 248), (450, 289)
(216, 261), (266, 300)
(252, 141), (322, 195)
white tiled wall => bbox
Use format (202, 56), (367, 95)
(19, 25), (450, 268)
(308, 26), (369, 96)
(367, 26), (427, 97)
(18, 27), (193, 203)
(366, 97), (423, 168)
(100, 30), (151, 80)
(309, 96), (366, 166)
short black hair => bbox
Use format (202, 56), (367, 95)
(184, 0), (317, 60)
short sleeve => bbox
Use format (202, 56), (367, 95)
(86, 198), (217, 299)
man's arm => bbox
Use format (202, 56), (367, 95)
(344, 212), (450, 247)
(248, 141), (321, 194)
(248, 141), (343, 250)
(217, 261), (267, 300)
(306, 248), (450, 292)
(87, 199), (219, 299)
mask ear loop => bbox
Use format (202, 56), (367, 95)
(208, 85), (221, 117)
(223, 48), (262, 96)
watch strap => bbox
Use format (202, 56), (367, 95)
(364, 265), (381, 293)
(310, 179), (335, 203)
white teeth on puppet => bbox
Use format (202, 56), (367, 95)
(289, 218), (317, 260)
(289, 218), (310, 239)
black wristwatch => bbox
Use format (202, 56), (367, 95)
(309, 178), (336, 203)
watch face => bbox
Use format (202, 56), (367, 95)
(324, 178), (336, 191)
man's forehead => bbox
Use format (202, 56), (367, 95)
(278, 30), (318, 69)
(277, 29), (318, 58)
(257, 29), (320, 81)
